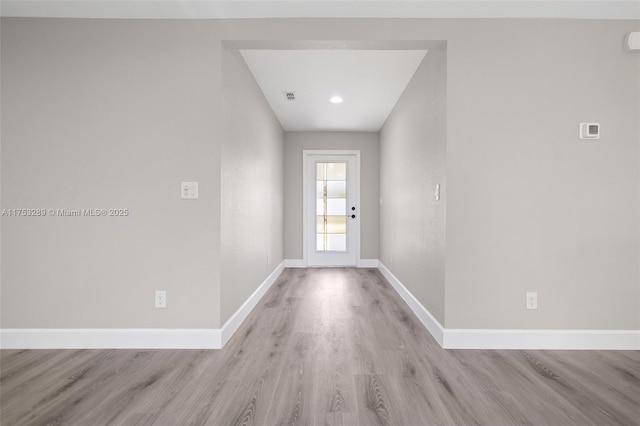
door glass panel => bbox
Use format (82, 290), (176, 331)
(326, 216), (346, 233)
(327, 199), (346, 216)
(326, 163), (346, 180)
(315, 161), (348, 252)
(316, 216), (347, 234)
(326, 181), (346, 198)
(327, 234), (346, 251)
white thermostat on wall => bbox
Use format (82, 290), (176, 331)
(579, 123), (600, 140)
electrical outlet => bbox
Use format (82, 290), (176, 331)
(155, 290), (167, 308)
(526, 292), (537, 310)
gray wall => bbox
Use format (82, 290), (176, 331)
(1, 19), (223, 328)
(284, 132), (380, 260)
(0, 19), (286, 330)
(443, 21), (639, 330)
(220, 47), (284, 324)
(380, 47), (447, 324)
(378, 20), (639, 330)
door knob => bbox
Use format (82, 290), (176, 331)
(351, 214), (356, 219)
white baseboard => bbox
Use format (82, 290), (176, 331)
(357, 259), (379, 268)
(286, 259), (378, 268)
(284, 259), (306, 268)
(443, 329), (640, 350)
(0, 262), (285, 350)
(378, 262), (445, 346)
(220, 261), (284, 346)
(0, 328), (222, 349)
(378, 261), (640, 351)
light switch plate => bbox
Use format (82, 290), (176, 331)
(181, 181), (198, 199)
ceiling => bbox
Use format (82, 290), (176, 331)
(1, 0), (638, 19)
(239, 49), (428, 132)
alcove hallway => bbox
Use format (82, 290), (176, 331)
(2, 268), (638, 425)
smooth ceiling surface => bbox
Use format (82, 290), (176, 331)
(239, 49), (428, 131)
(1, 1), (638, 19)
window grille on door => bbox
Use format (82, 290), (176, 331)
(316, 162), (347, 252)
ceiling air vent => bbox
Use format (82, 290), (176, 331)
(284, 92), (296, 101)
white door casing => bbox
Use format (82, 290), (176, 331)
(303, 150), (360, 266)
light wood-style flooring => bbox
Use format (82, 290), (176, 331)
(1, 268), (639, 425)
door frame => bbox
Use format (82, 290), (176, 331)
(302, 150), (361, 267)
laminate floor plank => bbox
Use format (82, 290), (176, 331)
(78, 351), (182, 424)
(263, 332), (317, 425)
(312, 336), (360, 425)
(53, 350), (186, 426)
(98, 350), (215, 426)
(523, 350), (640, 425)
(449, 350), (597, 425)
(1, 349), (94, 396)
(2, 268), (638, 426)
(11, 350), (155, 425)
(4, 350), (137, 425)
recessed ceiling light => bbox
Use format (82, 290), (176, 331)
(329, 96), (343, 104)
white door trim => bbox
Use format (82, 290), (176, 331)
(303, 150), (361, 267)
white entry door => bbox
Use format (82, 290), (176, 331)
(304, 151), (359, 266)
